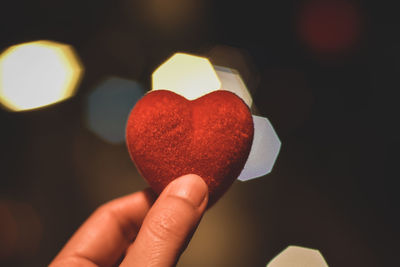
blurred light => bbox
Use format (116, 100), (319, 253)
(206, 45), (260, 93)
(0, 40), (83, 111)
(238, 115), (281, 181)
(298, 0), (361, 55)
(214, 65), (253, 107)
(11, 202), (43, 257)
(0, 200), (42, 260)
(0, 202), (18, 260)
(152, 53), (221, 100)
(267, 246), (328, 267)
(124, 0), (205, 33)
(86, 77), (144, 144)
(152, 52), (254, 106)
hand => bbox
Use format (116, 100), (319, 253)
(50, 174), (208, 267)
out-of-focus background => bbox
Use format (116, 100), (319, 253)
(0, 0), (399, 266)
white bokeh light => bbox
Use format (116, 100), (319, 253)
(238, 115), (281, 181)
(267, 246), (329, 267)
(151, 53), (254, 107)
(152, 53), (221, 100)
(214, 65), (253, 107)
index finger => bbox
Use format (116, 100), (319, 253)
(50, 188), (156, 267)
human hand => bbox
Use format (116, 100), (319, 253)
(50, 174), (208, 267)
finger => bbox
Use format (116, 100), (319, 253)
(50, 188), (156, 267)
(120, 174), (208, 267)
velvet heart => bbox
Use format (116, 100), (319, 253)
(126, 90), (254, 206)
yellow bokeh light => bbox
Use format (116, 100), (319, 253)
(0, 40), (83, 112)
(152, 53), (221, 100)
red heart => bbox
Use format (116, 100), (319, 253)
(126, 90), (254, 206)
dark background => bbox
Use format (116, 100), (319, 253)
(1, 0), (399, 266)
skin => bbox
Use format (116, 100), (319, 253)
(50, 174), (208, 267)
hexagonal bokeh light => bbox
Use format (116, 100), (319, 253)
(238, 115), (281, 181)
(86, 77), (145, 144)
(152, 53), (253, 107)
(152, 53), (221, 100)
(267, 246), (329, 267)
(214, 65), (253, 107)
(0, 40), (83, 111)
(152, 52), (281, 181)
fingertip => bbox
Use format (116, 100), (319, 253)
(164, 174), (209, 209)
(176, 174), (209, 190)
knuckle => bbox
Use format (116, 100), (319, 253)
(93, 203), (118, 226)
(94, 203), (113, 219)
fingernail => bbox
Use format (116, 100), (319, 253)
(166, 174), (208, 208)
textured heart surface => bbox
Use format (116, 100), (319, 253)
(126, 90), (254, 206)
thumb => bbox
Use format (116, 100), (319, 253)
(120, 174), (208, 267)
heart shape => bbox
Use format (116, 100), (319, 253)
(126, 90), (254, 206)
